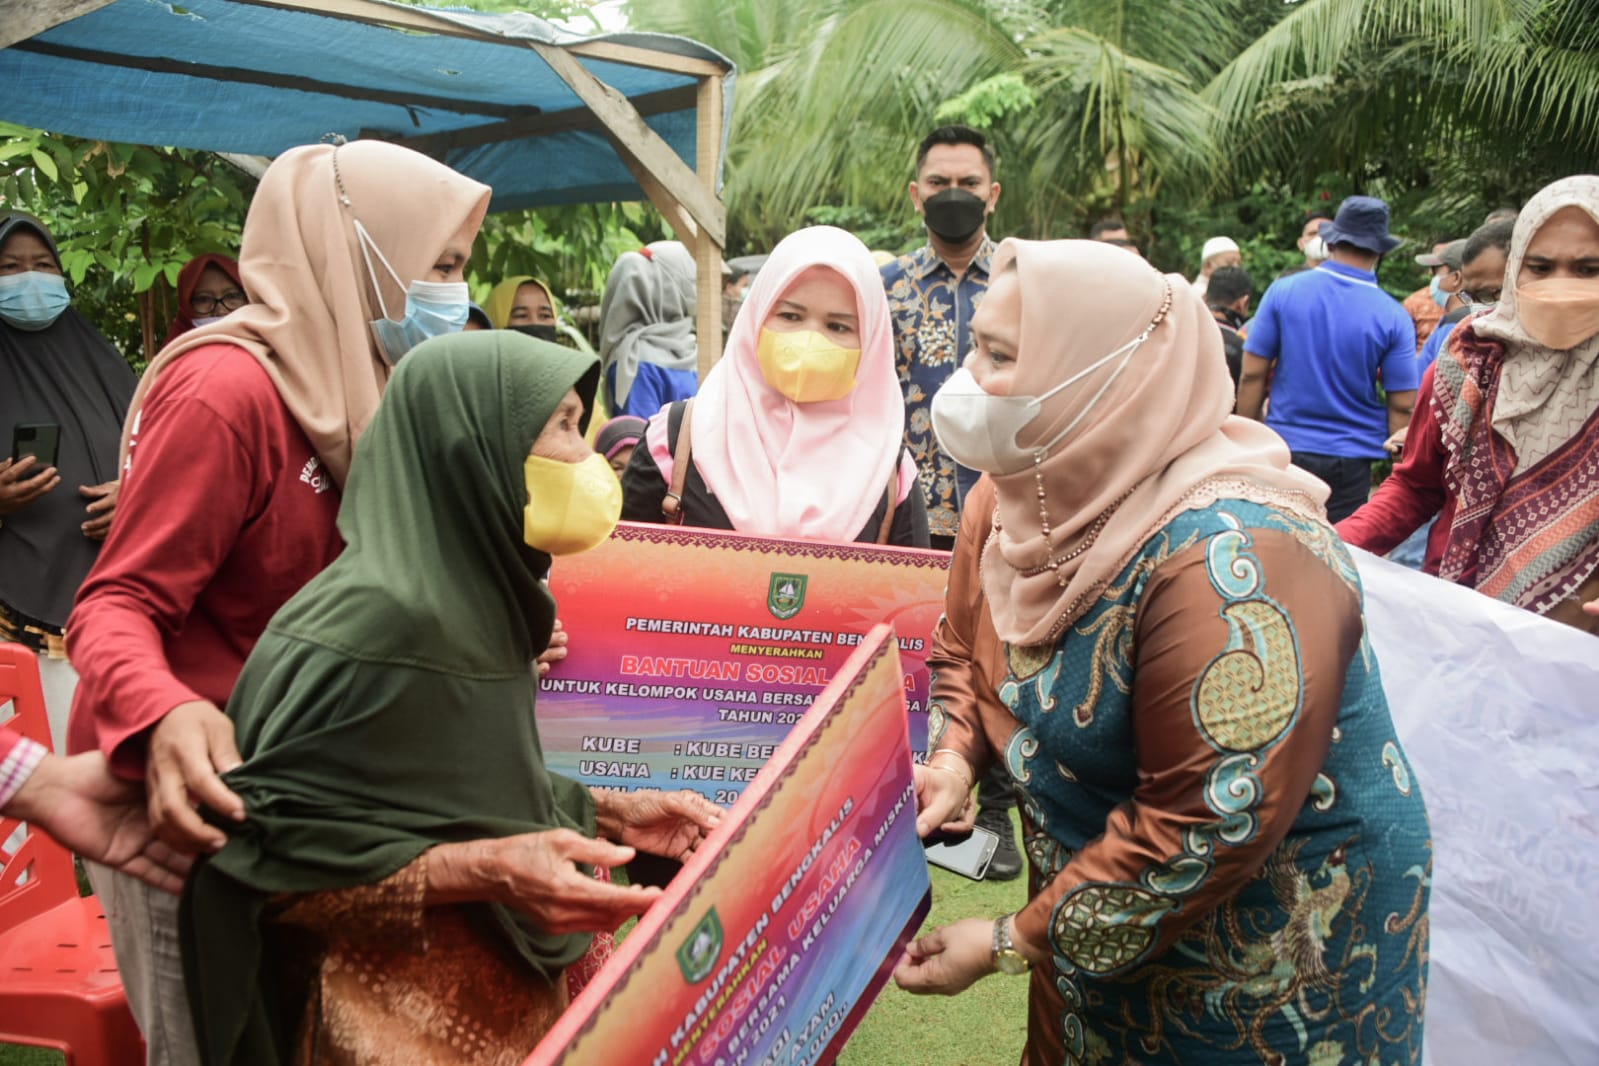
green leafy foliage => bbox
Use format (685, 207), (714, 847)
(0, 122), (256, 369)
(934, 74), (1038, 129)
(0, 124), (662, 364)
(802, 205), (923, 258)
(7, 0), (1595, 360)
(629, 0), (1598, 272)
(471, 202), (666, 308)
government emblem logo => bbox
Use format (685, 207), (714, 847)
(676, 906), (723, 983)
(767, 572), (808, 620)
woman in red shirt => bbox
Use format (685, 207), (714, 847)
(1338, 176), (1599, 634)
(66, 139), (491, 1065)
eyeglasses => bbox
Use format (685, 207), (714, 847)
(191, 291), (247, 315)
(1460, 289), (1501, 305)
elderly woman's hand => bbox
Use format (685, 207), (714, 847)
(593, 788), (723, 862)
(892, 917), (996, 995)
(913, 756), (976, 838)
(536, 617), (569, 679)
(1584, 597), (1598, 617)
(430, 830), (662, 934)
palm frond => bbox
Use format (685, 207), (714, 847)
(1464, 18), (1599, 153)
(1021, 27), (1220, 206)
(1042, 0), (1257, 83)
(721, 0), (1026, 241)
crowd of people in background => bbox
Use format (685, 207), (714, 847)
(1, 118), (1597, 1066)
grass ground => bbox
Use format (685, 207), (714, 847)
(1, 815), (1030, 1065)
(837, 828), (1032, 1066)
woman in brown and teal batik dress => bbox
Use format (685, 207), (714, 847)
(896, 238), (1431, 1065)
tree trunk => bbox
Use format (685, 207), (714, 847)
(138, 287), (157, 368)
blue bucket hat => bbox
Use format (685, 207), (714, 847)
(1319, 196), (1403, 255)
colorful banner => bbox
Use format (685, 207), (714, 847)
(540, 523), (949, 803)
(528, 624), (933, 1066)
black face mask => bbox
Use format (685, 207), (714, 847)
(509, 324), (560, 343)
(921, 188), (988, 244)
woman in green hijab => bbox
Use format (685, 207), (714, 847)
(180, 330), (720, 1066)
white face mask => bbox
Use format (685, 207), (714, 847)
(931, 331), (1150, 476)
(190, 315), (226, 328)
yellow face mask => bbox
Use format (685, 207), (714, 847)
(756, 327), (862, 404)
(523, 452), (622, 556)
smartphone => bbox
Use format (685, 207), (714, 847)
(10, 422), (60, 473)
(923, 825), (999, 881)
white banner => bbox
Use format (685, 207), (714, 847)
(1354, 549), (1599, 1066)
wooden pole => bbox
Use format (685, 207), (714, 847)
(693, 73), (725, 377)
(529, 40), (725, 249)
(0, 0), (117, 50)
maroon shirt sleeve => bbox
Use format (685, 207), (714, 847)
(66, 349), (270, 779)
(1336, 362), (1448, 555)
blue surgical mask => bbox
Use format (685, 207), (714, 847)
(355, 220), (469, 363)
(1428, 274), (1449, 309)
(0, 271), (70, 331)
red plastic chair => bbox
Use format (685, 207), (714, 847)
(0, 642), (144, 1064)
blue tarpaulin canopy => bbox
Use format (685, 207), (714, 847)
(0, 0), (735, 364)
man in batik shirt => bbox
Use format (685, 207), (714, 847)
(883, 125), (1021, 881)
(883, 125), (1000, 552)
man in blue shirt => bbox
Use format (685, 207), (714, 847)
(1418, 219), (1514, 371)
(883, 125), (1000, 550)
(1237, 196), (1420, 522)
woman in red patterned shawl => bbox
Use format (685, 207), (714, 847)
(1338, 175), (1599, 634)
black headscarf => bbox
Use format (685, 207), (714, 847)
(0, 213), (137, 630)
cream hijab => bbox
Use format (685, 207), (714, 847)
(1469, 175), (1599, 472)
(688, 225), (914, 541)
(980, 239), (1328, 647)
(121, 141), (491, 487)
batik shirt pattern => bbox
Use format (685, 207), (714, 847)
(1001, 499), (1431, 1065)
(882, 239), (993, 538)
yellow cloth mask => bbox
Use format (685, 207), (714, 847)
(756, 328), (861, 403)
(523, 452), (622, 555)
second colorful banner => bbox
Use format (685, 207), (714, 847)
(541, 523), (950, 802)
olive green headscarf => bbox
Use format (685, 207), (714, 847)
(484, 274), (560, 330)
(180, 330), (601, 1066)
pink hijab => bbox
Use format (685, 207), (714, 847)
(683, 225), (915, 541)
(980, 239), (1329, 646)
